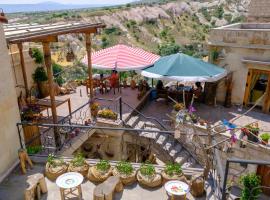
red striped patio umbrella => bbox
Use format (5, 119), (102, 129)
(83, 44), (160, 71)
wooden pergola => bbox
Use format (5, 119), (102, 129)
(5, 22), (105, 147)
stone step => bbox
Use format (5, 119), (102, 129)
(174, 150), (189, 165)
(163, 140), (174, 152)
(126, 115), (140, 127)
(140, 131), (159, 139)
(169, 143), (182, 159)
(156, 134), (168, 145)
(182, 157), (197, 168)
(135, 121), (145, 130)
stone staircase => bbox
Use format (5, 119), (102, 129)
(124, 115), (200, 168)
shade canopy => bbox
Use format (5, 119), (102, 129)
(83, 44), (160, 71)
(141, 53), (227, 82)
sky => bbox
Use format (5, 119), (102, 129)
(0, 0), (134, 4)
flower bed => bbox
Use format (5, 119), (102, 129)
(68, 153), (89, 177)
(45, 154), (68, 181)
(88, 160), (112, 182)
(137, 163), (162, 188)
(112, 161), (136, 185)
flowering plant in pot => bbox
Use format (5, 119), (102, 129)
(68, 153), (89, 177)
(98, 109), (118, 120)
(88, 160), (112, 182)
(241, 124), (259, 143)
(112, 161), (136, 185)
(260, 133), (270, 145)
(161, 163), (187, 184)
(173, 103), (185, 112)
(45, 154), (68, 181)
(137, 163), (162, 188)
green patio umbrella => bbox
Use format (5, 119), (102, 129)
(141, 53), (227, 82)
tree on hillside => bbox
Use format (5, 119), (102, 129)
(158, 43), (180, 56)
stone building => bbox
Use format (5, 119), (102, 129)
(0, 18), (22, 181)
(248, 0), (270, 22)
(209, 0), (270, 113)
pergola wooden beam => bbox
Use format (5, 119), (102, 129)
(5, 23), (105, 44)
(5, 22), (105, 147)
(17, 43), (29, 96)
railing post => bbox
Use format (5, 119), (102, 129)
(221, 160), (230, 200)
(17, 123), (24, 149)
(119, 97), (122, 121)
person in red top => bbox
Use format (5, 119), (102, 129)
(110, 70), (119, 94)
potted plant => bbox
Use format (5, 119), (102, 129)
(31, 48), (44, 64)
(137, 163), (162, 188)
(173, 103), (185, 112)
(90, 102), (99, 119)
(161, 163), (187, 184)
(112, 161), (136, 185)
(32, 66), (49, 98)
(68, 153), (89, 177)
(240, 173), (261, 200)
(45, 154), (68, 181)
(260, 133), (270, 145)
(190, 113), (198, 124)
(97, 109), (118, 120)
(88, 160), (112, 182)
(241, 124), (259, 143)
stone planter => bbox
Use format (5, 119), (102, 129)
(87, 166), (112, 183)
(136, 171), (162, 188)
(112, 168), (137, 185)
(45, 162), (68, 181)
(68, 161), (89, 177)
(161, 171), (188, 185)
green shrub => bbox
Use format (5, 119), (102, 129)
(240, 173), (261, 200)
(96, 160), (110, 171)
(71, 153), (85, 167)
(32, 48), (44, 64)
(165, 163), (182, 176)
(47, 154), (64, 167)
(32, 66), (48, 83)
(214, 5), (224, 19)
(26, 146), (42, 154)
(140, 163), (155, 176)
(116, 161), (134, 175)
(158, 43), (180, 56)
(53, 63), (65, 86)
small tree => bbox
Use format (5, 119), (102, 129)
(32, 48), (44, 64)
(158, 43), (180, 56)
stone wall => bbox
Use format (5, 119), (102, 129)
(176, 124), (270, 184)
(0, 24), (22, 181)
(248, 0), (270, 22)
(209, 25), (270, 105)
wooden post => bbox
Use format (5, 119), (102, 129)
(18, 43), (29, 97)
(85, 34), (94, 100)
(263, 74), (270, 113)
(42, 42), (61, 147)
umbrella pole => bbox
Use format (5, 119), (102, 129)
(183, 89), (186, 108)
(151, 78), (154, 88)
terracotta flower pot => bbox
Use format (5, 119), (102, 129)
(68, 161), (89, 177)
(136, 171), (162, 188)
(87, 166), (112, 183)
(45, 162), (68, 181)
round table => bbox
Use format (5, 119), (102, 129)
(56, 172), (83, 200)
(165, 180), (190, 200)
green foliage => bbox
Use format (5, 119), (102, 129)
(140, 163), (156, 176)
(159, 29), (168, 38)
(224, 14), (233, 23)
(158, 43), (180, 56)
(26, 146), (42, 154)
(126, 20), (137, 29)
(116, 161), (134, 175)
(52, 63), (65, 86)
(71, 153), (85, 167)
(47, 154), (64, 167)
(32, 48), (44, 64)
(52, 12), (68, 18)
(211, 50), (219, 61)
(232, 15), (245, 23)
(101, 36), (110, 48)
(96, 160), (110, 172)
(240, 173), (261, 200)
(260, 133), (270, 141)
(165, 163), (182, 176)
(32, 66), (48, 83)
(104, 26), (122, 35)
(214, 5), (224, 19)
(200, 8), (211, 21)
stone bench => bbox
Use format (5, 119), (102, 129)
(93, 176), (123, 200)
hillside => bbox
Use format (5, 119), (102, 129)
(7, 0), (251, 56)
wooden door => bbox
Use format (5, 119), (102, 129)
(257, 165), (270, 196)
